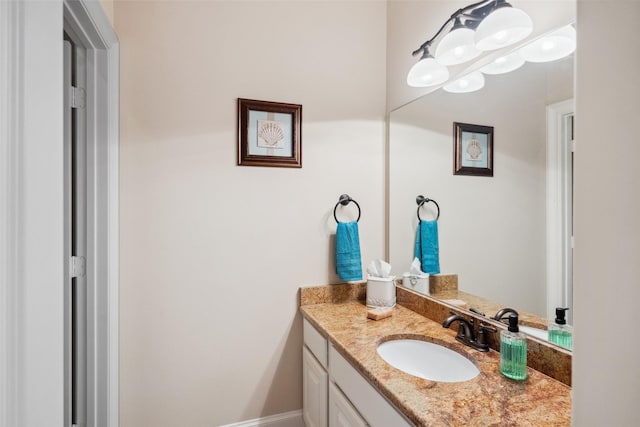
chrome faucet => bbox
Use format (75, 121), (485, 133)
(442, 312), (496, 352)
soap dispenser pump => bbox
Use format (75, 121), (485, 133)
(548, 307), (572, 350)
(500, 314), (527, 381)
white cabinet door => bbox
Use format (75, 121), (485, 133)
(329, 345), (413, 427)
(303, 346), (328, 427)
(329, 382), (368, 427)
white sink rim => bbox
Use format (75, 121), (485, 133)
(376, 338), (480, 383)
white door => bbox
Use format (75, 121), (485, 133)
(1, 2), (118, 424)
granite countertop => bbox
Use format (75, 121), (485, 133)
(300, 300), (571, 426)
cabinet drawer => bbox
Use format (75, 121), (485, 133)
(304, 318), (328, 369)
(329, 345), (413, 427)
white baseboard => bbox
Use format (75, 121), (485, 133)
(219, 410), (304, 427)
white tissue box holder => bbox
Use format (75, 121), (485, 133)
(366, 276), (396, 308)
(402, 273), (430, 295)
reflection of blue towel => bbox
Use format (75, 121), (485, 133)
(335, 221), (362, 281)
(414, 220), (440, 274)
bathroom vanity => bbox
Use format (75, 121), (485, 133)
(300, 283), (571, 426)
(303, 318), (412, 427)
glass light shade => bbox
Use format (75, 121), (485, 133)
(480, 51), (525, 74)
(443, 71), (485, 93)
(475, 7), (533, 51)
(519, 25), (576, 63)
(407, 56), (450, 87)
(435, 27), (482, 65)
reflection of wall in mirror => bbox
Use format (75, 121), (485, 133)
(389, 57), (573, 318)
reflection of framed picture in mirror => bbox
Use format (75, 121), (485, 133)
(237, 98), (302, 168)
(453, 122), (493, 177)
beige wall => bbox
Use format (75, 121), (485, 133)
(573, 0), (640, 424)
(115, 1), (386, 426)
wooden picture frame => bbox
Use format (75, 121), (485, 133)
(237, 98), (302, 168)
(453, 122), (494, 177)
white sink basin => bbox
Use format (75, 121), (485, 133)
(519, 325), (549, 341)
(377, 339), (479, 382)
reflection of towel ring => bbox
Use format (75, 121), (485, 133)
(416, 195), (440, 221)
(333, 194), (361, 223)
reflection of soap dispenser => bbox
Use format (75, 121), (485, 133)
(500, 314), (527, 381)
(549, 307), (573, 350)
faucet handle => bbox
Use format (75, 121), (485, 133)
(477, 323), (498, 348)
(469, 307), (485, 316)
(479, 322), (497, 333)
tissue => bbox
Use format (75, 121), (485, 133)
(409, 257), (424, 276)
(402, 257), (429, 294)
(367, 259), (392, 278)
(366, 260), (396, 308)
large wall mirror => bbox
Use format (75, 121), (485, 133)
(388, 24), (575, 347)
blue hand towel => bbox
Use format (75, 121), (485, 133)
(414, 220), (440, 274)
(335, 221), (363, 281)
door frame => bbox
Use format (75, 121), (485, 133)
(64, 2), (119, 425)
(0, 1), (119, 425)
(546, 98), (574, 322)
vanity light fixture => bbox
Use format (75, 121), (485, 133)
(474, 1), (533, 51)
(408, 0), (533, 86)
(519, 24), (576, 63)
(435, 17), (482, 66)
(407, 44), (450, 87)
(443, 71), (485, 93)
(480, 51), (525, 74)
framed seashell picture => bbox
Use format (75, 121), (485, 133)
(453, 122), (494, 177)
(237, 98), (302, 168)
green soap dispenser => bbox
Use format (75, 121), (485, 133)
(548, 307), (573, 350)
(500, 314), (527, 381)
